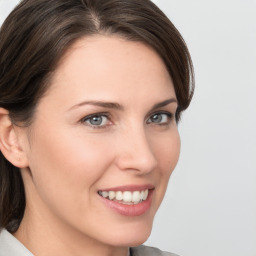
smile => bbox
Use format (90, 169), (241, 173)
(98, 189), (149, 205)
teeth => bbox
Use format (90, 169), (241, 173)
(109, 191), (115, 200)
(102, 191), (109, 198)
(132, 191), (141, 203)
(98, 189), (150, 204)
(143, 189), (148, 201)
(140, 190), (144, 200)
(123, 191), (132, 202)
(116, 191), (123, 201)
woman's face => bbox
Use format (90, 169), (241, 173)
(20, 36), (180, 247)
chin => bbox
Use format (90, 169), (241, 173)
(110, 233), (151, 248)
(126, 235), (151, 247)
(105, 221), (153, 247)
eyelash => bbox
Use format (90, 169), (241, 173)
(80, 111), (174, 129)
(80, 112), (111, 129)
(147, 111), (174, 126)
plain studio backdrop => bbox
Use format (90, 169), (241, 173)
(0, 1), (255, 256)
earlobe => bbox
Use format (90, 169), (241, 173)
(0, 108), (29, 168)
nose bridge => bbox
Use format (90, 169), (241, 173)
(115, 123), (157, 173)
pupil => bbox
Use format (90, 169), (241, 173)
(152, 114), (162, 123)
(90, 116), (102, 125)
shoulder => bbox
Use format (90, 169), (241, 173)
(0, 228), (34, 256)
(131, 245), (180, 256)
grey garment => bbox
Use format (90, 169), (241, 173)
(0, 229), (179, 256)
(131, 245), (179, 256)
(0, 229), (33, 256)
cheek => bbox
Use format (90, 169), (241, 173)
(154, 130), (181, 176)
(26, 127), (114, 209)
(151, 130), (180, 207)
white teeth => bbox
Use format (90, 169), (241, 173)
(143, 189), (148, 201)
(132, 191), (141, 203)
(116, 191), (123, 201)
(102, 191), (109, 198)
(140, 190), (145, 200)
(109, 191), (115, 200)
(123, 191), (132, 202)
(98, 189), (150, 204)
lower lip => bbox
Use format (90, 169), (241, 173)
(99, 190), (153, 216)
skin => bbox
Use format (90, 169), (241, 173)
(3, 36), (180, 256)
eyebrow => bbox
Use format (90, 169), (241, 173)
(68, 101), (124, 111)
(150, 98), (177, 111)
(68, 98), (177, 112)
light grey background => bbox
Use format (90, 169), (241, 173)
(1, 1), (256, 256)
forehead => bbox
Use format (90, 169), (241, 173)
(41, 35), (175, 110)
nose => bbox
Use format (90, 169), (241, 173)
(114, 126), (158, 174)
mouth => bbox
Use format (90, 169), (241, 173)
(98, 189), (149, 205)
(97, 185), (154, 216)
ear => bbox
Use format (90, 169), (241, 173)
(0, 108), (29, 168)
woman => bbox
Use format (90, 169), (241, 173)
(0, 0), (194, 255)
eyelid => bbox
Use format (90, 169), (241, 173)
(146, 111), (174, 124)
(79, 110), (174, 129)
(80, 112), (112, 129)
(148, 110), (174, 118)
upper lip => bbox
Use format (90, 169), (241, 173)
(98, 184), (155, 192)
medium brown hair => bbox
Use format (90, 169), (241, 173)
(0, 0), (194, 232)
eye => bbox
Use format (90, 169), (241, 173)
(81, 114), (111, 128)
(147, 112), (173, 125)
